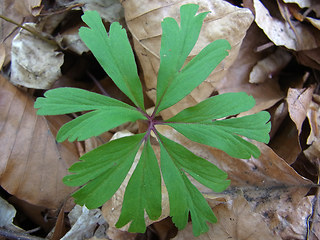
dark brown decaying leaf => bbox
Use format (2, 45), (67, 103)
(253, 0), (320, 51)
(217, 23), (285, 116)
(268, 117), (301, 164)
(0, 75), (78, 209)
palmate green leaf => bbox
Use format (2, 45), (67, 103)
(34, 87), (146, 142)
(79, 11), (145, 110)
(157, 133), (229, 236)
(34, 87), (135, 115)
(167, 92), (255, 123)
(167, 111), (271, 159)
(33, 4), (272, 237)
(63, 133), (144, 209)
(116, 138), (161, 232)
(156, 4), (231, 113)
(56, 108), (146, 142)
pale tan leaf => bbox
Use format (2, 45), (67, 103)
(61, 205), (107, 240)
(253, 0), (320, 51)
(10, 23), (64, 89)
(122, 0), (253, 119)
(56, 0), (123, 22)
(307, 17), (320, 30)
(283, 0), (320, 16)
(0, 76), (78, 209)
(0, 44), (5, 70)
(249, 48), (292, 84)
(287, 86), (315, 134)
(306, 95), (320, 144)
(14, 0), (42, 16)
(0, 196), (17, 230)
(217, 23), (285, 116)
(173, 195), (281, 240)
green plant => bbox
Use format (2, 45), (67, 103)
(34, 4), (271, 236)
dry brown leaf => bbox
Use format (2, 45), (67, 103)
(13, 0), (42, 16)
(269, 116), (301, 164)
(296, 48), (320, 70)
(249, 47), (292, 84)
(269, 101), (288, 138)
(307, 17), (320, 30)
(306, 95), (320, 144)
(0, 75), (78, 209)
(0, 44), (5, 70)
(253, 0), (320, 51)
(283, 0), (320, 16)
(61, 205), (107, 240)
(156, 125), (313, 239)
(0, 0), (41, 66)
(105, 227), (137, 240)
(122, 0), (253, 119)
(173, 195), (281, 240)
(10, 23), (64, 89)
(287, 86), (315, 134)
(56, 0), (123, 22)
(217, 23), (284, 116)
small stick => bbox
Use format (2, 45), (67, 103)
(0, 14), (59, 48)
(0, 227), (45, 240)
(86, 71), (110, 96)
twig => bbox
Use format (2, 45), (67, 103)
(0, 14), (59, 49)
(86, 71), (110, 96)
(0, 227), (45, 240)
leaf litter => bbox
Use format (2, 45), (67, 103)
(0, 0), (320, 239)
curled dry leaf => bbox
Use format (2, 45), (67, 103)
(0, 76), (78, 209)
(217, 23), (285, 116)
(0, 44), (5, 70)
(156, 125), (313, 239)
(56, 0), (124, 22)
(173, 195), (282, 240)
(283, 0), (320, 16)
(295, 48), (320, 70)
(249, 48), (292, 84)
(10, 23), (64, 89)
(0, 196), (19, 230)
(14, 0), (42, 16)
(61, 205), (107, 240)
(287, 86), (315, 134)
(253, 0), (320, 51)
(122, 0), (253, 119)
(0, 0), (43, 66)
(306, 94), (320, 144)
(269, 117), (301, 165)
